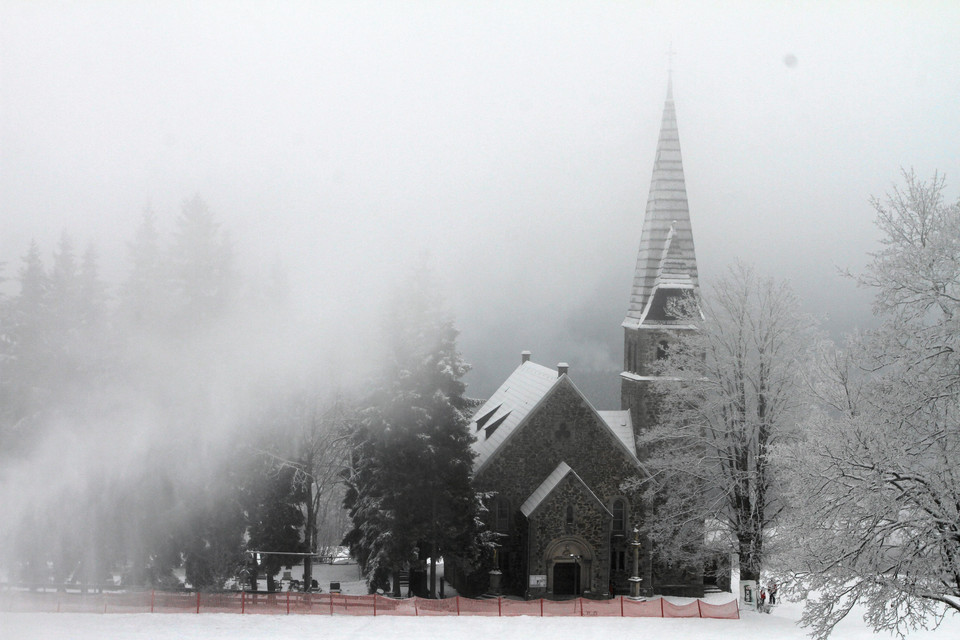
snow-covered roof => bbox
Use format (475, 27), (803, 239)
(468, 361), (561, 471)
(469, 361), (645, 475)
(520, 461), (613, 519)
(597, 410), (636, 456)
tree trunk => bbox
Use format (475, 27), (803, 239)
(392, 569), (401, 598)
(303, 481), (314, 590)
(738, 536), (762, 583)
(429, 496), (437, 598)
(267, 572), (276, 593)
(249, 565), (258, 591)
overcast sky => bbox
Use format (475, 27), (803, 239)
(2, 1), (958, 397)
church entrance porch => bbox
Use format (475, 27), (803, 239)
(544, 537), (594, 597)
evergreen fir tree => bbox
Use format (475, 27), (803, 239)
(343, 260), (481, 596)
(169, 194), (235, 329)
(5, 240), (52, 453)
(181, 464), (247, 591)
(244, 461), (306, 592)
(119, 207), (167, 331)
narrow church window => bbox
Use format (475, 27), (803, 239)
(495, 498), (510, 532)
(612, 499), (626, 532)
(565, 505), (574, 529)
(656, 340), (669, 360)
(610, 550), (625, 571)
(554, 422), (571, 441)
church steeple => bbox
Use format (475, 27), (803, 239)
(621, 76), (700, 436)
(623, 77), (698, 330)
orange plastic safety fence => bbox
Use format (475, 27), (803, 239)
(453, 596), (501, 616)
(413, 595), (459, 616)
(621, 597), (664, 617)
(330, 594), (376, 616)
(242, 592), (287, 615)
(150, 591), (196, 613)
(0, 589), (741, 619)
(579, 598), (622, 617)
(288, 592), (331, 615)
(499, 598), (543, 617)
(372, 594), (418, 616)
(697, 599), (740, 619)
(541, 598), (581, 617)
(661, 599), (701, 618)
(197, 592), (241, 613)
(104, 591), (152, 613)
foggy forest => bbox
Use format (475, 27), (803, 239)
(2, 3), (959, 640)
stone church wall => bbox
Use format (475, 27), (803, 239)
(526, 474), (611, 597)
(474, 379), (648, 597)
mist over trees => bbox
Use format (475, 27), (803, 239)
(779, 171), (960, 638)
(0, 195), (348, 591)
(342, 261), (484, 596)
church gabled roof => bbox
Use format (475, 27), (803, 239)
(519, 461), (613, 519)
(624, 78), (699, 330)
(597, 410), (635, 454)
(469, 361), (561, 471)
(468, 361), (642, 474)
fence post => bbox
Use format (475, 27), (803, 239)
(660, 597), (664, 617)
(456, 595), (459, 615)
(286, 590), (290, 615)
(620, 595), (624, 617)
(151, 590), (155, 614)
(579, 597), (583, 616)
(196, 591), (200, 614)
(697, 599), (702, 618)
(414, 597), (419, 616)
(498, 596), (502, 617)
(540, 598), (543, 617)
(329, 593), (334, 616)
(241, 591), (245, 615)
(373, 594), (377, 616)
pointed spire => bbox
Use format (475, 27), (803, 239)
(623, 76), (699, 328)
(666, 42), (676, 98)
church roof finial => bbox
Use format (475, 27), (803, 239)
(667, 42), (676, 98)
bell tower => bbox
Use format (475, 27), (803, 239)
(621, 75), (700, 438)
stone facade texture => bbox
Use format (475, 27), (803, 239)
(474, 378), (650, 597)
(526, 473), (610, 596)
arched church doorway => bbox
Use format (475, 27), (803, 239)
(545, 536), (594, 596)
(553, 561), (581, 595)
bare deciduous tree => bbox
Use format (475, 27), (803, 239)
(779, 170), (960, 639)
(256, 393), (351, 589)
(625, 262), (814, 586)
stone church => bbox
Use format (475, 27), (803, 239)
(449, 77), (703, 599)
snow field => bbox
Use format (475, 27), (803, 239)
(2, 598), (958, 640)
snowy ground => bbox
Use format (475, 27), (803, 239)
(2, 597), (958, 640)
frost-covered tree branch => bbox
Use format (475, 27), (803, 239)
(624, 261), (814, 584)
(778, 170), (960, 639)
